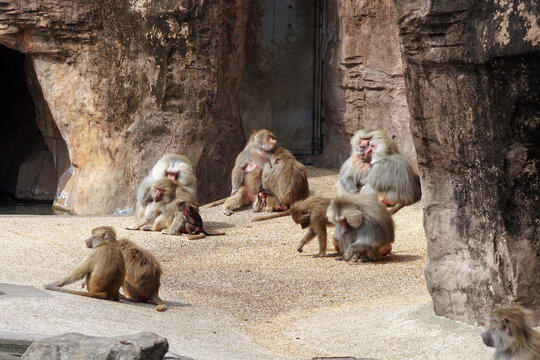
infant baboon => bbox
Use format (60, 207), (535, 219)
(291, 196), (333, 257)
(44, 226), (125, 301)
(177, 201), (204, 235)
(164, 201), (225, 239)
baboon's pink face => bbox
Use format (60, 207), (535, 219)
(165, 161), (181, 180)
(355, 138), (372, 163)
(153, 188), (164, 202)
(340, 219), (352, 234)
(166, 171), (178, 180)
(85, 236), (94, 248)
(254, 130), (277, 152)
(365, 141), (378, 159)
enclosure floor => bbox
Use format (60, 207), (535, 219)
(0, 167), (492, 359)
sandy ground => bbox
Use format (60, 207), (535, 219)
(0, 167), (494, 359)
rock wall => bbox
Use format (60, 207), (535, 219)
(394, 0), (540, 325)
(0, 0), (414, 214)
(319, 0), (414, 168)
(0, 0), (248, 214)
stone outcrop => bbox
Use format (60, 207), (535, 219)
(21, 332), (168, 360)
(319, 0), (414, 169)
(0, 0), (414, 214)
(394, 0), (540, 325)
(0, 0), (248, 214)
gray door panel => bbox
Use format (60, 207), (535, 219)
(239, 0), (317, 155)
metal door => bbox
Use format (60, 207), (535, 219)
(238, 0), (321, 155)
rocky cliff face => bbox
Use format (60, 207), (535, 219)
(0, 0), (413, 214)
(0, 0), (248, 214)
(319, 0), (414, 169)
(394, 0), (540, 324)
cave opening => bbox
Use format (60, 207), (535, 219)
(0, 45), (68, 214)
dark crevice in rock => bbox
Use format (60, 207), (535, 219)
(0, 45), (53, 202)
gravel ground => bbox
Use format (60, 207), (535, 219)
(0, 167), (493, 359)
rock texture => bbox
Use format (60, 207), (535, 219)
(0, 0), (414, 213)
(394, 0), (540, 325)
(21, 332), (168, 360)
(0, 354), (19, 360)
(319, 0), (414, 168)
(0, 0), (248, 214)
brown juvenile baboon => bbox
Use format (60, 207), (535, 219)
(117, 239), (167, 311)
(337, 128), (397, 195)
(291, 196), (333, 257)
(251, 147), (310, 222)
(259, 147), (309, 212)
(482, 305), (540, 360)
(177, 201), (204, 235)
(361, 135), (421, 215)
(135, 154), (197, 220)
(128, 179), (179, 231)
(326, 194), (394, 262)
(44, 226), (125, 300)
(223, 129), (277, 215)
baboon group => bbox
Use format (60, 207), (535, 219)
(43, 128), (539, 358)
(44, 127), (416, 310)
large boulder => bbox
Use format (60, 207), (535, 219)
(21, 332), (168, 360)
(0, 0), (247, 214)
(394, 0), (540, 325)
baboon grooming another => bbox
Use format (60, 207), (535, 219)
(44, 226), (125, 300)
(135, 154), (197, 220)
(482, 305), (540, 360)
(361, 135), (421, 215)
(252, 147), (310, 222)
(291, 196), (333, 256)
(128, 179), (179, 231)
(118, 239), (167, 311)
(259, 147), (309, 211)
(327, 194), (394, 262)
(338, 128), (397, 195)
(223, 129), (277, 215)
(338, 128), (420, 215)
